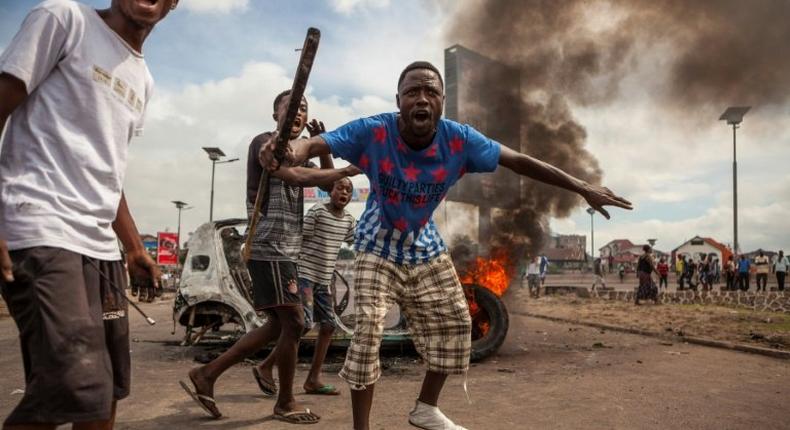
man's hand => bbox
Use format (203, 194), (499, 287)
(126, 249), (162, 290)
(580, 183), (633, 219)
(344, 165), (363, 177)
(259, 132), (298, 172)
(306, 119), (325, 137)
(0, 240), (13, 282)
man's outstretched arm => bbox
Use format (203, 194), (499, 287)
(498, 145), (633, 219)
(272, 164), (361, 188)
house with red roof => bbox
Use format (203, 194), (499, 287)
(672, 236), (733, 269)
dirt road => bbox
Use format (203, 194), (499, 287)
(1, 296), (788, 429)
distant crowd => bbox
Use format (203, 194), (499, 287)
(675, 250), (788, 292)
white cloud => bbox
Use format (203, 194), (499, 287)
(330, 0), (390, 15)
(124, 61), (385, 238)
(181, 0), (249, 14)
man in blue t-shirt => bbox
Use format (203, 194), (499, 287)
(261, 61), (632, 430)
(738, 254), (751, 291)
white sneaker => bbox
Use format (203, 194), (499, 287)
(408, 400), (468, 430)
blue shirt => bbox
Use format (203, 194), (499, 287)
(738, 259), (751, 273)
(323, 113), (500, 264)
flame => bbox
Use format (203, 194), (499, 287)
(461, 249), (514, 340)
(460, 249), (513, 297)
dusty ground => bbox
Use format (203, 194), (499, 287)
(524, 292), (790, 350)
(1, 295), (789, 429)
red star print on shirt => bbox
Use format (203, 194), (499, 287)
(419, 216), (430, 227)
(359, 154), (370, 170)
(402, 163), (421, 182)
(396, 138), (408, 153)
(393, 217), (409, 232)
(379, 157), (394, 175)
(386, 190), (400, 206)
(413, 198), (428, 209)
(373, 125), (387, 144)
(424, 144), (438, 158)
(450, 136), (464, 155)
(458, 166), (466, 178)
(431, 166), (447, 182)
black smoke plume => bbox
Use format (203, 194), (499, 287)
(446, 0), (790, 257)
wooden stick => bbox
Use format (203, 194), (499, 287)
(243, 28), (321, 262)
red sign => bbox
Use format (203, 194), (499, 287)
(156, 232), (179, 265)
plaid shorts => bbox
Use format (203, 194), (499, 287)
(339, 252), (471, 388)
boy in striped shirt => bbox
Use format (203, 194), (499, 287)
(256, 177), (356, 395)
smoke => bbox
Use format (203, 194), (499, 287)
(449, 0), (790, 109)
(445, 0), (790, 257)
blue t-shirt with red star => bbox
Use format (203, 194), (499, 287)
(322, 112), (501, 264)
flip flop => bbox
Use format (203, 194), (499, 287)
(273, 408), (321, 425)
(304, 384), (340, 396)
(179, 378), (222, 419)
(252, 367), (277, 396)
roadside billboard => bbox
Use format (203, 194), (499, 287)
(156, 232), (179, 266)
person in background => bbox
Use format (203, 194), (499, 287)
(677, 255), (687, 290)
(539, 253), (550, 286)
(526, 255), (542, 298)
(656, 257), (669, 289)
(737, 254), (751, 291)
(591, 257), (607, 292)
(675, 254), (684, 281)
(725, 255), (736, 291)
(635, 245), (660, 305)
(754, 250), (770, 292)
(697, 254), (711, 291)
(684, 256), (697, 290)
(774, 250), (787, 291)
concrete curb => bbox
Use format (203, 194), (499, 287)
(517, 311), (790, 360)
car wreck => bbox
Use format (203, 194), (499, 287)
(174, 219), (509, 361)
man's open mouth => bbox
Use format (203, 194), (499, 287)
(413, 110), (431, 123)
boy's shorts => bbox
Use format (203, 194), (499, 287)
(1, 247), (130, 425)
(339, 252), (471, 388)
(247, 260), (300, 310)
(298, 277), (336, 329)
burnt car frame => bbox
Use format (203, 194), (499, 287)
(173, 219), (508, 361)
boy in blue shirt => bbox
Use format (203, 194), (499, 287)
(262, 61), (632, 430)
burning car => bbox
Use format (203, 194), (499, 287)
(173, 219), (509, 361)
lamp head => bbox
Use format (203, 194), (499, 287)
(719, 106), (751, 125)
(202, 147), (226, 161)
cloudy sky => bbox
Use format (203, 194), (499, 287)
(1, 0), (788, 254)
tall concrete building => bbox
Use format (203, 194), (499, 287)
(439, 44), (523, 250)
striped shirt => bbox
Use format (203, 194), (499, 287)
(246, 132), (316, 262)
(298, 203), (356, 285)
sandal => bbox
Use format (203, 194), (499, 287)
(304, 384), (340, 396)
(179, 377), (222, 419)
(273, 408), (321, 425)
(252, 367), (277, 396)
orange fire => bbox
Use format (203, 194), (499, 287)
(460, 250), (513, 297)
(461, 249), (514, 340)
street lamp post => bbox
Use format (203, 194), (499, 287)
(171, 200), (190, 253)
(202, 147), (239, 222)
(586, 207), (595, 264)
(719, 106), (750, 254)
